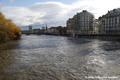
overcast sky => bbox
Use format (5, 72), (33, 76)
(0, 0), (120, 28)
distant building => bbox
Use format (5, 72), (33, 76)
(42, 27), (46, 30)
(99, 8), (120, 35)
(29, 26), (32, 32)
(32, 29), (40, 34)
(66, 18), (74, 34)
(67, 10), (95, 35)
(46, 27), (59, 34)
(21, 30), (29, 34)
(93, 19), (99, 34)
(46, 24), (48, 30)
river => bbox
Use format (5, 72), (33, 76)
(0, 35), (120, 80)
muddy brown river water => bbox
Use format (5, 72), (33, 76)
(0, 35), (120, 80)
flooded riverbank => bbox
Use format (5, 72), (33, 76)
(0, 35), (120, 80)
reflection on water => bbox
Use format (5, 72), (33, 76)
(0, 35), (120, 80)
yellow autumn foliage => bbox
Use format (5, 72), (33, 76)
(0, 12), (21, 43)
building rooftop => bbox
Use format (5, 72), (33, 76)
(108, 8), (120, 13)
(100, 8), (120, 18)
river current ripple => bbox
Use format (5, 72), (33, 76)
(0, 35), (120, 80)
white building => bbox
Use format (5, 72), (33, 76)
(99, 8), (120, 35)
(72, 10), (95, 35)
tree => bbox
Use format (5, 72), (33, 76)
(0, 12), (21, 43)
